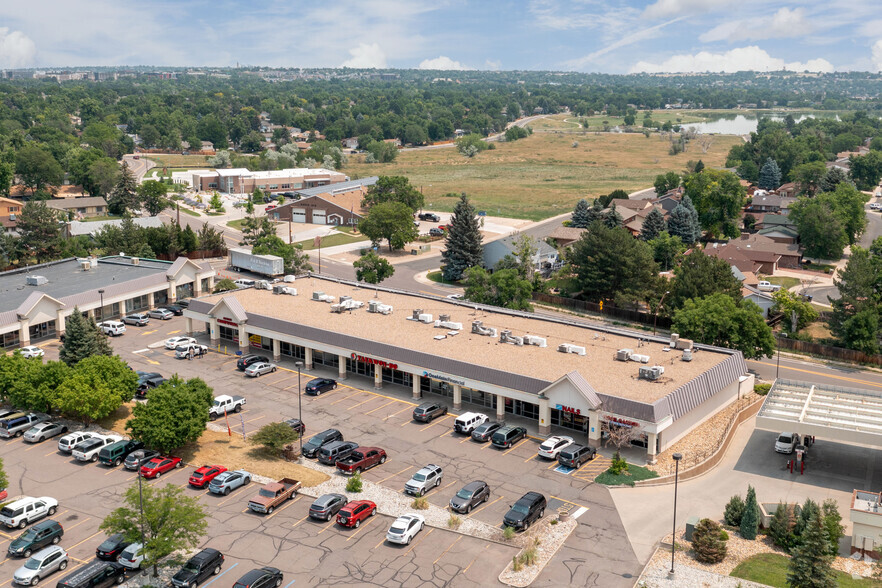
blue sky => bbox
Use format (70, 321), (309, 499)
(1, 0), (881, 73)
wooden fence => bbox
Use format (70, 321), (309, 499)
(775, 335), (882, 366)
(531, 293), (672, 328)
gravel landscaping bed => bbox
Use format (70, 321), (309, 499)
(498, 517), (578, 587)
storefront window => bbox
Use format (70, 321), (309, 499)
(551, 409), (589, 433)
(125, 295), (149, 313)
(176, 283), (194, 300)
(382, 367), (412, 387)
(312, 350), (339, 368)
(154, 290), (168, 305)
(29, 321), (56, 343)
(423, 378), (453, 398)
(96, 303), (120, 322)
(219, 325), (238, 342)
(280, 342), (305, 360)
(346, 358), (374, 378)
(201, 278), (210, 293)
(1, 331), (20, 349)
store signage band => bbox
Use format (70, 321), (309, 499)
(217, 317), (238, 327)
(423, 371), (466, 386)
(604, 415), (641, 428)
(555, 404), (582, 416)
(351, 353), (398, 370)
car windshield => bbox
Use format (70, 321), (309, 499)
(456, 488), (474, 500)
(511, 503), (531, 515)
(389, 525), (406, 534)
(258, 489), (276, 498)
(24, 557), (42, 570)
(412, 473), (427, 482)
(540, 441), (555, 449)
(183, 562), (200, 573)
(192, 472), (203, 478)
(778, 435), (793, 443)
(19, 530), (37, 541)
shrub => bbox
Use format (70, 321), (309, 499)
(769, 502), (798, 551)
(249, 422), (298, 456)
(447, 514), (461, 529)
(512, 555), (522, 572)
(519, 546), (538, 566)
(411, 496), (429, 510)
(740, 485), (760, 540)
(550, 519), (559, 525)
(213, 278), (238, 293)
(754, 383), (772, 396)
(345, 472), (363, 493)
(609, 451), (628, 475)
(692, 518), (728, 563)
(503, 526), (516, 541)
(724, 494), (745, 526)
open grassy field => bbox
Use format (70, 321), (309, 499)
(730, 553), (873, 587)
(145, 154), (212, 168)
(345, 130), (741, 220)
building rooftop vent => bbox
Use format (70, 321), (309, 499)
(639, 365), (665, 380)
(471, 320), (497, 337)
(26, 275), (48, 286)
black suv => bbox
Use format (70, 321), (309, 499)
(236, 355), (269, 371)
(8, 519), (63, 557)
(557, 444), (597, 469)
(171, 548), (224, 588)
(418, 212), (440, 222)
(317, 441), (359, 466)
(503, 492), (547, 531)
(471, 421), (502, 442)
(160, 305), (185, 316)
(308, 493), (347, 521)
(95, 533), (131, 560)
(56, 561), (126, 588)
(301, 429), (344, 459)
(449, 481), (490, 514)
(232, 567), (283, 588)
(491, 425), (527, 449)
(412, 402), (447, 423)
(304, 378), (337, 395)
(284, 418), (305, 435)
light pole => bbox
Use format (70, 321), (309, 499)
(653, 291), (670, 336)
(776, 335), (781, 379)
(98, 289), (105, 322)
(137, 455), (149, 547)
(670, 452), (683, 577)
(296, 361), (304, 454)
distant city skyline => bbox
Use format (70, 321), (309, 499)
(1, 0), (881, 74)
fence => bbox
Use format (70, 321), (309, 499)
(531, 293), (671, 328)
(154, 249), (227, 261)
(775, 335), (882, 366)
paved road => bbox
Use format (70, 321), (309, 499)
(121, 154), (154, 181)
(748, 353), (882, 391)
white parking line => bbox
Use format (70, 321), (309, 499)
(571, 506), (588, 520)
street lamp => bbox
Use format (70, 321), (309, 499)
(136, 454), (150, 547)
(670, 452), (683, 577)
(98, 289), (105, 322)
(296, 361), (304, 454)
(653, 291), (670, 336)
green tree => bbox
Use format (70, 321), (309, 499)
(830, 246), (881, 352)
(15, 144), (63, 193)
(107, 163), (139, 216)
(570, 224), (659, 306)
(791, 161), (826, 196)
(59, 309), (112, 367)
(653, 171), (680, 196)
(789, 198), (848, 259)
(666, 195), (702, 244)
(353, 251), (395, 284)
(823, 183), (869, 245)
(463, 267), (533, 311)
(819, 167), (849, 193)
(691, 518), (728, 564)
(364, 140), (398, 163)
(249, 422), (298, 457)
(362, 176), (424, 212)
(126, 376), (213, 453)
(758, 157), (782, 190)
(239, 131), (264, 153)
(724, 494), (745, 526)
(786, 510), (836, 588)
(0, 149), (14, 196)
(603, 203), (623, 229)
(672, 294), (774, 359)
(100, 483), (208, 578)
(683, 169), (746, 238)
(441, 193), (484, 281)
(504, 126), (529, 142)
(213, 278), (238, 293)
(455, 133), (489, 157)
(648, 231), (684, 271)
(56, 356), (138, 424)
(0, 458), (8, 492)
(139, 180), (169, 216)
(209, 192), (224, 212)
(252, 235), (311, 274)
(772, 290), (819, 333)
(639, 208), (666, 241)
(8, 359), (70, 413)
(668, 249), (742, 312)
(820, 499), (844, 556)
(740, 485), (760, 540)
(17, 201), (62, 263)
(571, 198), (591, 229)
(769, 502), (799, 551)
(849, 150), (882, 190)
(839, 309), (879, 354)
(239, 215), (276, 247)
(358, 201), (419, 252)
(87, 158), (121, 198)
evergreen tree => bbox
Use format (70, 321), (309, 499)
(441, 193), (483, 282)
(586, 201), (604, 225)
(694, 160), (705, 173)
(59, 309), (112, 367)
(107, 163), (139, 216)
(769, 502), (798, 551)
(739, 485), (760, 540)
(794, 498), (820, 541)
(666, 195), (701, 244)
(758, 157), (782, 190)
(786, 511), (836, 588)
(639, 208), (666, 241)
(820, 167), (850, 193)
(724, 494), (745, 526)
(691, 518), (728, 564)
(571, 199), (591, 228)
(603, 202), (623, 229)
(820, 499), (844, 556)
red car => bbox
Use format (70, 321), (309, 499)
(140, 455), (183, 479)
(336, 500), (376, 528)
(189, 465), (227, 488)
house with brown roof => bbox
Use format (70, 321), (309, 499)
(747, 194), (796, 214)
(548, 226), (587, 247)
(46, 196), (107, 218)
(704, 244), (764, 274)
(737, 233), (801, 269)
(610, 198), (652, 211)
(273, 177), (378, 226)
(776, 182), (798, 198)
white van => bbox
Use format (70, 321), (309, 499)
(234, 279), (255, 288)
(453, 412), (489, 434)
(0, 497), (57, 529)
(98, 321), (126, 336)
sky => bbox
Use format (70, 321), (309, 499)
(1, 0), (882, 73)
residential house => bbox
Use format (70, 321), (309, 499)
(342, 138), (359, 150)
(46, 196), (108, 219)
(755, 214), (798, 244)
(0, 197), (22, 234)
(482, 234), (559, 272)
(776, 182), (798, 198)
(704, 244), (764, 275)
(548, 226), (586, 248)
(742, 285), (775, 318)
(651, 192), (682, 215)
(738, 233), (801, 269)
(383, 138), (402, 147)
(746, 194), (796, 214)
(273, 177), (378, 226)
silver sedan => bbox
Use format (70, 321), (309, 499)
(244, 362), (277, 378)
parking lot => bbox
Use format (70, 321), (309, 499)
(15, 315), (642, 587)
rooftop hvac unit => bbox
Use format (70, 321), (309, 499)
(674, 338), (693, 351)
(499, 330), (524, 346)
(616, 349), (633, 361)
(256, 280), (272, 290)
(330, 303), (345, 313)
(282, 287), (297, 296)
(80, 261), (91, 271)
(523, 335), (547, 348)
(681, 349), (693, 362)
(26, 275), (48, 286)
(435, 319), (463, 330)
(339, 298), (364, 310)
(639, 365), (665, 380)
(312, 291), (325, 301)
(272, 285), (285, 294)
(368, 300), (381, 313)
(439, 314), (450, 323)
(558, 343), (586, 356)
(670, 333), (680, 345)
(471, 320), (497, 337)
(339, 295), (351, 303)
(407, 309), (425, 322)
(283, 275), (296, 283)
(131, 257), (139, 266)
(418, 313), (433, 323)
(629, 354), (650, 364)
(376, 303), (393, 314)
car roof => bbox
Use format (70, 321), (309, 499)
(32, 545), (65, 559)
(475, 422), (498, 430)
(463, 480), (486, 491)
(416, 464), (440, 474)
(314, 493), (344, 505)
(520, 491), (545, 502)
(191, 548), (221, 561)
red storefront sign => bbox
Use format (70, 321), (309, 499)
(217, 317), (238, 327)
(350, 353), (398, 370)
(604, 416), (640, 428)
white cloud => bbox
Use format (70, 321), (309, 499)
(630, 46), (835, 73)
(0, 27), (36, 68)
(643, 0), (736, 19)
(485, 59), (501, 71)
(341, 43), (387, 68)
(418, 55), (470, 70)
(873, 40), (882, 72)
(565, 17), (683, 69)
(700, 7), (811, 43)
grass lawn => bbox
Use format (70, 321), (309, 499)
(177, 207), (200, 217)
(227, 218), (246, 230)
(730, 553), (875, 587)
(594, 463), (659, 486)
(146, 154), (212, 168)
(145, 166), (190, 178)
(760, 276), (801, 290)
(345, 131), (741, 220)
(295, 231), (366, 250)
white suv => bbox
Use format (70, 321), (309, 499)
(453, 412), (488, 434)
(404, 464), (443, 497)
(97, 321), (126, 336)
(71, 435), (123, 462)
(0, 498), (58, 529)
(538, 435), (575, 459)
(57, 432), (95, 453)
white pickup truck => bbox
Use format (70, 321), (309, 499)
(757, 281), (782, 292)
(209, 395), (246, 419)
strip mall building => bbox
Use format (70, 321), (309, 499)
(184, 277), (753, 462)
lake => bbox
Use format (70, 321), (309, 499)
(681, 112), (841, 135)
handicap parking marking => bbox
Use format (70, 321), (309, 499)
(554, 464), (576, 475)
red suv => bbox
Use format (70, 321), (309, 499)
(189, 465), (227, 488)
(336, 500), (376, 528)
(140, 456), (183, 479)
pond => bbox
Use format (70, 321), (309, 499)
(681, 112), (841, 135)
